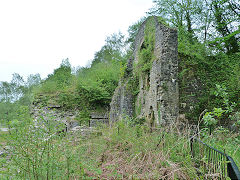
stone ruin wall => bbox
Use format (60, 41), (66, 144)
(110, 16), (179, 126)
(109, 79), (134, 123)
(31, 95), (110, 131)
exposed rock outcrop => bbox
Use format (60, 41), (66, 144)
(110, 16), (179, 126)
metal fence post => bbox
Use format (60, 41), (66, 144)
(190, 137), (240, 180)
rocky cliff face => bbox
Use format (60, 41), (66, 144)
(110, 16), (179, 126)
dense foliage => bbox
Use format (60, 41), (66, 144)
(0, 1), (239, 179)
(150, 0), (240, 54)
(30, 33), (128, 112)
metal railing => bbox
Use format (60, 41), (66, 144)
(190, 136), (240, 179)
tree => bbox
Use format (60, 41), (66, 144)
(45, 58), (73, 89)
(0, 73), (26, 102)
(10, 73), (26, 102)
(210, 0), (240, 53)
(150, 0), (202, 36)
(91, 33), (127, 67)
(149, 0), (240, 53)
(0, 81), (12, 102)
(26, 74), (41, 88)
(127, 17), (147, 47)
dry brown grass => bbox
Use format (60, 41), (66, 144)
(96, 149), (190, 179)
(82, 124), (194, 179)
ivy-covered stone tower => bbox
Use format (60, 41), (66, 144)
(110, 16), (179, 126)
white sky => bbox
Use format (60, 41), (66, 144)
(0, 0), (153, 82)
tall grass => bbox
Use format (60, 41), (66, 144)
(1, 113), (200, 179)
(69, 121), (198, 179)
(201, 127), (240, 168)
(2, 112), (239, 179)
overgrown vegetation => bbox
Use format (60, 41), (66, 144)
(1, 111), (238, 179)
(0, 0), (240, 178)
(200, 126), (240, 168)
(32, 33), (128, 113)
(0, 112), (199, 179)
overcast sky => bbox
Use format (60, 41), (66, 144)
(0, 0), (153, 82)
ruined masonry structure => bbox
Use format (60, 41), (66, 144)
(110, 16), (179, 126)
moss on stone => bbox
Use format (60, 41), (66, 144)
(138, 17), (156, 76)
